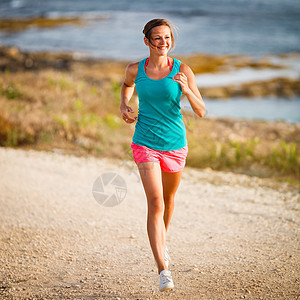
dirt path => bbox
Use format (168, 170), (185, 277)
(0, 148), (299, 299)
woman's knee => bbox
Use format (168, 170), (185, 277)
(147, 196), (164, 215)
(163, 194), (175, 206)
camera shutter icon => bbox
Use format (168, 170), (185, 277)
(92, 172), (127, 207)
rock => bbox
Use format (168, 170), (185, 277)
(202, 87), (229, 99)
(25, 57), (34, 68)
(7, 47), (20, 58)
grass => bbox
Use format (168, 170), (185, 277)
(266, 142), (299, 176)
(0, 83), (22, 99)
(0, 51), (299, 182)
(186, 134), (299, 178)
(0, 115), (34, 147)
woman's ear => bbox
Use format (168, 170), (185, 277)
(144, 36), (149, 46)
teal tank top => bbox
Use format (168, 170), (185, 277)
(132, 57), (187, 151)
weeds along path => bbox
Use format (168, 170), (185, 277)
(0, 147), (299, 299)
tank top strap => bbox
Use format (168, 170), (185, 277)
(168, 57), (173, 70)
(135, 57), (181, 83)
(172, 58), (181, 73)
(144, 56), (173, 72)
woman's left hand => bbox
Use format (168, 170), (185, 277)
(173, 72), (190, 95)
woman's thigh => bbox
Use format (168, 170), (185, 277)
(161, 170), (182, 199)
(137, 162), (163, 205)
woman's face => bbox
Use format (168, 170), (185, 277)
(146, 25), (172, 55)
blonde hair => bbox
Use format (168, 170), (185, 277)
(143, 18), (177, 51)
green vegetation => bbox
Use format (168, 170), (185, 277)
(266, 142), (299, 176)
(0, 48), (299, 182)
(0, 83), (22, 99)
(0, 115), (34, 147)
(111, 81), (122, 105)
(186, 135), (299, 178)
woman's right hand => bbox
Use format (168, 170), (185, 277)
(120, 105), (137, 123)
(120, 62), (139, 123)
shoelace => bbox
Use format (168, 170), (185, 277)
(155, 270), (173, 285)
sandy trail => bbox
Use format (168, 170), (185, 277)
(0, 147), (299, 299)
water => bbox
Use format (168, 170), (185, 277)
(195, 66), (300, 88)
(0, 0), (299, 59)
(1, 0), (299, 123)
(182, 97), (300, 123)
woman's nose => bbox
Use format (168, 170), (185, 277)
(161, 37), (167, 44)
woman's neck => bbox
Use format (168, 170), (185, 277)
(147, 55), (169, 69)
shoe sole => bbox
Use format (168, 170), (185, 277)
(160, 284), (174, 292)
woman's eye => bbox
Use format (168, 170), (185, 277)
(154, 37), (169, 40)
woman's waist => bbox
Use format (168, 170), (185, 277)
(136, 113), (184, 127)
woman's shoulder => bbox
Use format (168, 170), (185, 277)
(127, 57), (148, 70)
(179, 61), (193, 74)
(126, 61), (139, 73)
(125, 61), (139, 81)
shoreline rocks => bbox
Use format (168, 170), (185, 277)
(1, 45), (299, 99)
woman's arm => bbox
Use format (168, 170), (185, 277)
(173, 63), (206, 118)
(120, 62), (138, 123)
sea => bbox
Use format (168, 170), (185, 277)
(0, 0), (300, 122)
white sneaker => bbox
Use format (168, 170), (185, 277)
(165, 246), (170, 268)
(158, 270), (174, 292)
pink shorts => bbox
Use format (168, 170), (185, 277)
(131, 142), (188, 173)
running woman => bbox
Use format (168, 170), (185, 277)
(120, 18), (205, 292)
